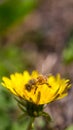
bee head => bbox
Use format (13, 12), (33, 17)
(25, 84), (32, 92)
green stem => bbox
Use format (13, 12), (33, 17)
(27, 117), (35, 130)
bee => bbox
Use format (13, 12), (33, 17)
(25, 75), (51, 92)
(37, 75), (47, 85)
(25, 79), (37, 92)
(37, 75), (52, 88)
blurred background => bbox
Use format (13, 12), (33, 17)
(0, 0), (73, 130)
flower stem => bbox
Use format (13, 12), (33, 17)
(27, 117), (35, 130)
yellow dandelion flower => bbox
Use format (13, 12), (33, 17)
(1, 70), (71, 105)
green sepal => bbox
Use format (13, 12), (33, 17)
(14, 97), (27, 107)
(41, 112), (52, 122)
(18, 103), (27, 113)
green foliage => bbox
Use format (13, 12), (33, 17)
(0, 87), (17, 130)
(0, 44), (36, 80)
(11, 116), (33, 130)
(0, 0), (37, 34)
(62, 36), (73, 64)
(0, 45), (26, 79)
(65, 125), (73, 130)
(35, 117), (45, 128)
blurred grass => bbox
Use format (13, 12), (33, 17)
(0, 87), (17, 130)
(65, 125), (73, 130)
(0, 44), (37, 78)
(0, 0), (37, 35)
(62, 36), (73, 64)
(0, 45), (25, 78)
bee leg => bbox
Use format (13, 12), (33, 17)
(34, 86), (38, 94)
